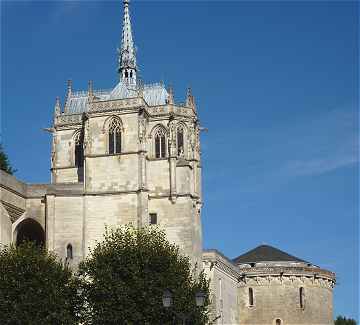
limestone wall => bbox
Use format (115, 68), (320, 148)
(0, 170), (26, 222)
(86, 155), (139, 192)
(0, 171), (28, 245)
(50, 196), (83, 263)
(149, 196), (202, 267)
(148, 159), (170, 194)
(53, 127), (80, 183)
(84, 193), (138, 255)
(203, 250), (240, 325)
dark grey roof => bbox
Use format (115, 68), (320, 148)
(233, 245), (309, 265)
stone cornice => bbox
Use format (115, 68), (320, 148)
(86, 109), (139, 118)
(146, 104), (196, 118)
(90, 97), (145, 112)
(55, 113), (83, 127)
(85, 151), (142, 158)
(148, 193), (200, 200)
(237, 266), (336, 290)
(239, 266), (335, 280)
(203, 250), (241, 280)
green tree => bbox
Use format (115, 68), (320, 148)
(0, 143), (15, 174)
(0, 242), (81, 325)
(78, 225), (210, 325)
(335, 316), (357, 325)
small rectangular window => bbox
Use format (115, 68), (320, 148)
(149, 213), (157, 225)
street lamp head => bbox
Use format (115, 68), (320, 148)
(162, 289), (173, 308)
(195, 290), (206, 307)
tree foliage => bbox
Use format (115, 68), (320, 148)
(335, 316), (357, 325)
(78, 225), (210, 325)
(0, 143), (15, 174)
(0, 242), (80, 325)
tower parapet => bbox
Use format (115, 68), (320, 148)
(234, 245), (336, 325)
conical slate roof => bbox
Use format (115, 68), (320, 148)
(233, 245), (309, 265)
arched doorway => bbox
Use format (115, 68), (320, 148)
(16, 218), (45, 247)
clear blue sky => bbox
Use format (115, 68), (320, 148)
(1, 0), (358, 320)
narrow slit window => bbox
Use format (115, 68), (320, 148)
(149, 213), (157, 225)
(66, 244), (73, 259)
(108, 119), (122, 154)
(248, 287), (254, 306)
(299, 287), (305, 309)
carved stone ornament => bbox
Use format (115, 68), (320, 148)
(168, 120), (177, 149)
(195, 127), (201, 153)
(51, 136), (56, 168)
(84, 120), (91, 154)
(138, 117), (147, 143)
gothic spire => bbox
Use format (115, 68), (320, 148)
(118, 0), (137, 85)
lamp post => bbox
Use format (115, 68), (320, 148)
(162, 289), (206, 325)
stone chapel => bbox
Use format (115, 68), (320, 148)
(0, 1), (336, 324)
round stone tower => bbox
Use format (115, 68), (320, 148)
(234, 245), (336, 325)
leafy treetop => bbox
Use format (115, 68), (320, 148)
(0, 144), (15, 175)
(0, 242), (80, 325)
(335, 316), (357, 325)
(78, 225), (210, 325)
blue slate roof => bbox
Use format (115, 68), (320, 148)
(233, 245), (310, 265)
(64, 82), (168, 115)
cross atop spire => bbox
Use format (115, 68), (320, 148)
(118, 0), (137, 85)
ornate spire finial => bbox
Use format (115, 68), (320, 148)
(185, 87), (196, 110)
(118, 0), (137, 85)
(88, 80), (94, 98)
(167, 86), (174, 104)
(186, 87), (192, 107)
(54, 96), (61, 116)
(67, 79), (72, 96)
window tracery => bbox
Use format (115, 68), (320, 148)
(177, 126), (185, 157)
(154, 128), (166, 158)
(74, 131), (84, 167)
(108, 119), (122, 154)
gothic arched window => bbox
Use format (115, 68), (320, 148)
(108, 119), (122, 154)
(299, 287), (305, 309)
(66, 244), (73, 259)
(74, 131), (84, 167)
(177, 126), (184, 157)
(248, 287), (254, 306)
(154, 128), (166, 158)
(275, 319), (282, 325)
